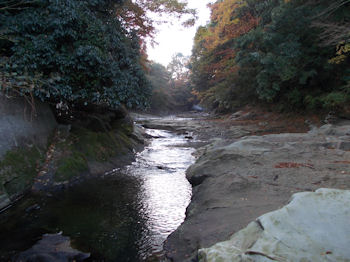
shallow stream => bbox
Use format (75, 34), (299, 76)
(0, 122), (196, 261)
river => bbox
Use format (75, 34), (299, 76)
(0, 119), (196, 261)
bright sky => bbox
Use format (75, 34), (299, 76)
(147, 0), (215, 66)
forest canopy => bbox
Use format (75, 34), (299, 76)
(0, 0), (195, 110)
(191, 0), (350, 113)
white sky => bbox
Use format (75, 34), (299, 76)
(147, 0), (215, 66)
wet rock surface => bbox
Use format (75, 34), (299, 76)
(157, 111), (350, 261)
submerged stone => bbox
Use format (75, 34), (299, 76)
(14, 233), (90, 262)
(199, 188), (350, 262)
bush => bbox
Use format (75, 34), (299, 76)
(0, 0), (150, 109)
(321, 92), (349, 110)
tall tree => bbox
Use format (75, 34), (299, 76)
(0, 0), (196, 111)
(167, 53), (189, 81)
(190, 0), (350, 112)
(190, 0), (258, 111)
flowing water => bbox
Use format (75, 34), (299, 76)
(0, 122), (196, 261)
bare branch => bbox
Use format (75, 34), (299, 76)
(313, 21), (350, 46)
(312, 0), (350, 18)
(0, 0), (38, 11)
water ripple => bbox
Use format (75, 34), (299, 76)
(126, 129), (194, 260)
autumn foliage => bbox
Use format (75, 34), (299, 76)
(191, 0), (350, 113)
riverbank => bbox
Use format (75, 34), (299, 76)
(0, 96), (146, 212)
(0, 119), (197, 261)
(158, 107), (350, 261)
(2, 107), (349, 261)
(31, 116), (146, 193)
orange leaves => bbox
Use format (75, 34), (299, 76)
(191, 0), (260, 107)
(116, 1), (154, 40)
(116, 0), (197, 44)
(202, 0), (259, 51)
(274, 162), (314, 169)
(192, 0), (259, 86)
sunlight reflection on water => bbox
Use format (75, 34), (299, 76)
(124, 128), (194, 259)
(0, 125), (196, 262)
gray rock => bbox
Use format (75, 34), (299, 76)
(14, 233), (90, 262)
(339, 141), (350, 151)
(199, 188), (350, 262)
(192, 105), (204, 112)
(165, 124), (350, 261)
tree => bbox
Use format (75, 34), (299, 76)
(147, 62), (174, 112)
(190, 0), (258, 111)
(167, 53), (189, 82)
(117, 0), (196, 44)
(190, 0), (350, 112)
(0, 0), (196, 111)
(309, 0), (350, 65)
(235, 0), (349, 109)
(147, 59), (195, 113)
(0, 0), (151, 110)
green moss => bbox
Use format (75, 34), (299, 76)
(0, 147), (43, 197)
(53, 122), (136, 182)
(74, 129), (117, 161)
(72, 127), (133, 162)
(114, 120), (134, 135)
(55, 152), (88, 182)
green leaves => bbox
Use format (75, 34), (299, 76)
(233, 0), (348, 109)
(1, 0), (151, 109)
(190, 0), (350, 112)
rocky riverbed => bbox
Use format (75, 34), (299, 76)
(2, 108), (349, 261)
(135, 109), (350, 262)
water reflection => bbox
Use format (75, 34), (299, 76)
(0, 126), (195, 261)
(126, 129), (194, 259)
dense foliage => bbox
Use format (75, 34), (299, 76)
(191, 0), (350, 112)
(0, 0), (195, 110)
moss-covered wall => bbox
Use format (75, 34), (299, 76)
(0, 147), (44, 200)
(0, 97), (143, 210)
(0, 94), (57, 209)
(52, 119), (139, 183)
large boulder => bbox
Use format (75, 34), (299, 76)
(199, 188), (350, 262)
